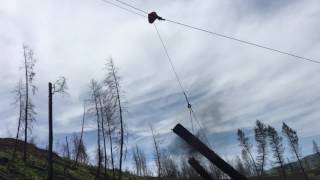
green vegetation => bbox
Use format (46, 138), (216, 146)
(0, 138), (149, 180)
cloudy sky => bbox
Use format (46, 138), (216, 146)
(1, 0), (320, 172)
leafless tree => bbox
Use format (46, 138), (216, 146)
(11, 80), (25, 160)
(22, 45), (37, 162)
(150, 125), (162, 179)
(237, 129), (258, 176)
(282, 122), (308, 180)
(234, 156), (247, 177)
(48, 76), (68, 180)
(313, 140), (320, 163)
(89, 79), (103, 180)
(132, 144), (149, 176)
(104, 58), (125, 180)
(267, 125), (287, 180)
(75, 102), (87, 165)
(102, 92), (117, 180)
(72, 133), (89, 164)
(160, 151), (179, 178)
(97, 93), (108, 180)
(254, 120), (268, 177)
(65, 136), (70, 159)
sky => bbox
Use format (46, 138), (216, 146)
(1, 0), (320, 173)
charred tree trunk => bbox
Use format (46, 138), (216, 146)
(150, 125), (161, 179)
(99, 98), (108, 180)
(66, 136), (70, 159)
(106, 112), (115, 180)
(94, 95), (102, 180)
(76, 104), (86, 165)
(23, 48), (29, 162)
(12, 91), (23, 160)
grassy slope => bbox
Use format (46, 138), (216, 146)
(0, 138), (147, 180)
(2, 138), (320, 180)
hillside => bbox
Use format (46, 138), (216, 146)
(0, 138), (146, 180)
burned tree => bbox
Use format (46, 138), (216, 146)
(11, 80), (25, 160)
(65, 136), (70, 159)
(98, 92), (108, 179)
(75, 102), (88, 165)
(254, 120), (268, 177)
(72, 133), (88, 164)
(313, 140), (320, 163)
(104, 58), (125, 180)
(48, 77), (67, 180)
(22, 45), (37, 162)
(267, 125), (287, 180)
(150, 125), (162, 179)
(282, 122), (308, 180)
(132, 144), (148, 176)
(104, 93), (117, 180)
(237, 129), (258, 176)
(89, 79), (103, 179)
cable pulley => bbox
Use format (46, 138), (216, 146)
(148, 12), (165, 24)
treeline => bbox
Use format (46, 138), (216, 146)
(236, 120), (320, 180)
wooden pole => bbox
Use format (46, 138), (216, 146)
(173, 123), (247, 180)
(48, 82), (53, 180)
(188, 157), (214, 180)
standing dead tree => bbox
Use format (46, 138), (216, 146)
(267, 125), (287, 180)
(75, 102), (87, 165)
(65, 136), (70, 159)
(97, 93), (108, 180)
(102, 92), (117, 180)
(22, 45), (37, 162)
(11, 80), (25, 160)
(313, 140), (320, 163)
(89, 79), (103, 180)
(282, 122), (309, 180)
(104, 58), (125, 180)
(237, 129), (258, 176)
(48, 77), (68, 180)
(72, 133), (88, 164)
(254, 120), (268, 177)
(150, 125), (162, 179)
(132, 144), (149, 177)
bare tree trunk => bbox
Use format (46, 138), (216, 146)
(290, 138), (308, 180)
(110, 64), (124, 180)
(150, 125), (161, 179)
(23, 48), (29, 162)
(76, 103), (86, 165)
(94, 94), (102, 180)
(65, 136), (70, 159)
(106, 112), (115, 180)
(12, 90), (23, 160)
(48, 82), (53, 180)
(98, 98), (108, 180)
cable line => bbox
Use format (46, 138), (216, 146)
(114, 0), (148, 14)
(154, 24), (206, 135)
(165, 19), (320, 64)
(101, 0), (320, 65)
(101, 0), (146, 18)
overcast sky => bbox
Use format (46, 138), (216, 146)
(1, 0), (320, 172)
